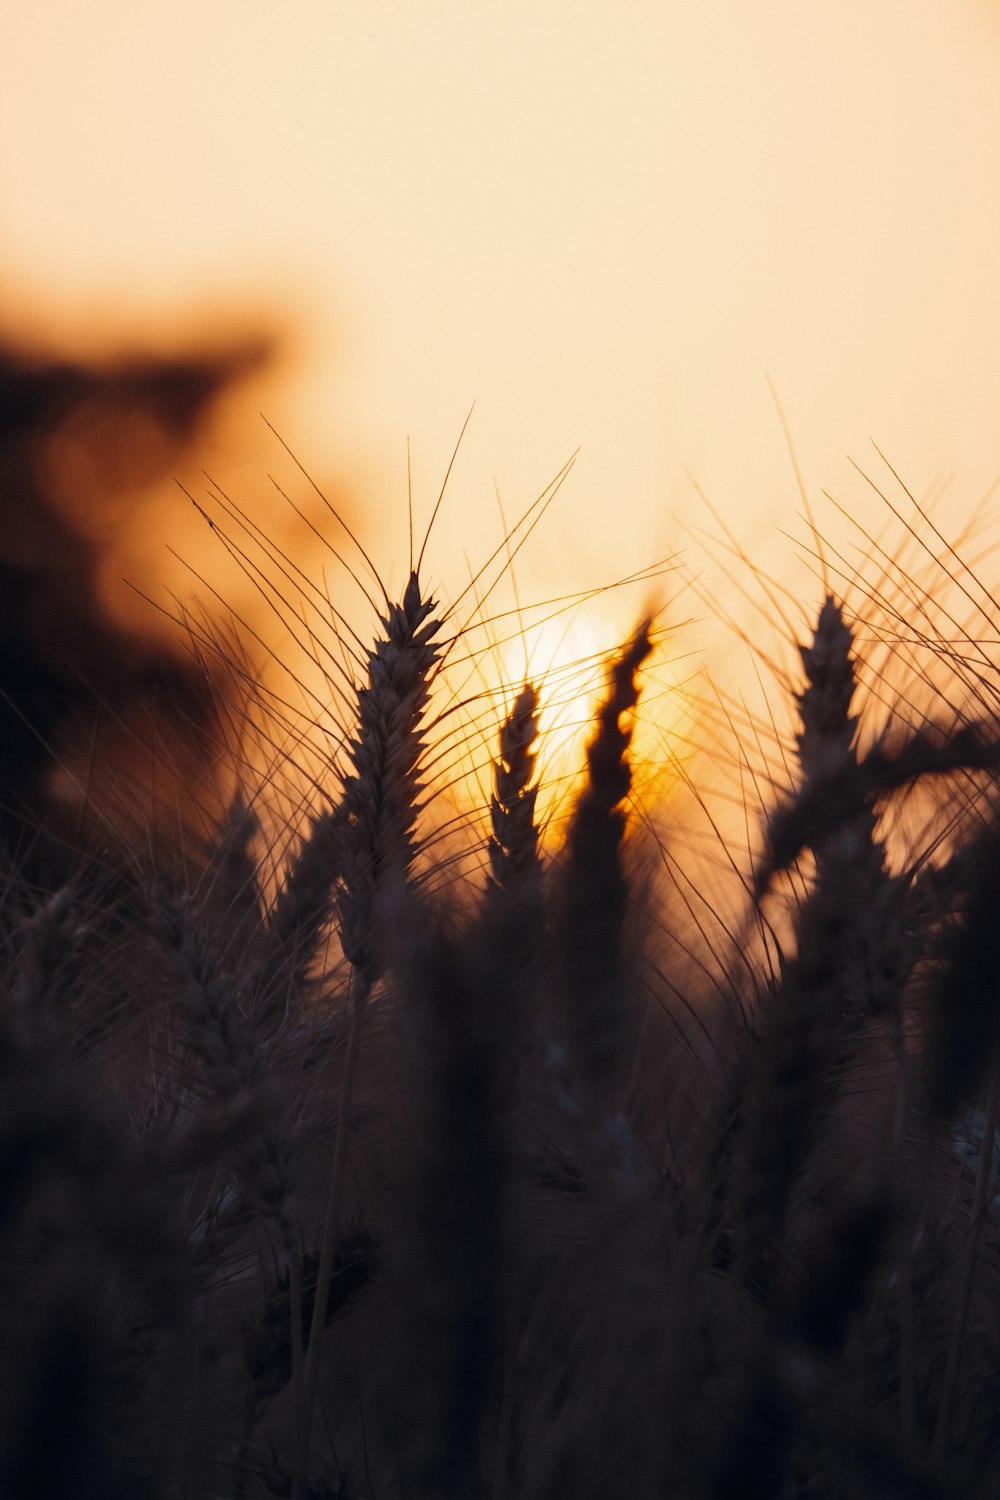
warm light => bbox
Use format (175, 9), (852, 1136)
(444, 598), (658, 851)
(501, 609), (617, 819)
(5, 1), (1000, 651)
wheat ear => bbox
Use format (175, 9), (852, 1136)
(488, 682), (542, 895)
(557, 621), (652, 1092)
(295, 569), (441, 1498)
(735, 597), (898, 1286)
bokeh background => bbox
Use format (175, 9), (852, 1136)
(3, 0), (1000, 849)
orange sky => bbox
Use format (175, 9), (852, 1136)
(4, 0), (1000, 695)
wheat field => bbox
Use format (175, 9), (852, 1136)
(4, 413), (1000, 1500)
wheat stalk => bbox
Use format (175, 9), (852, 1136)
(294, 569), (441, 1498)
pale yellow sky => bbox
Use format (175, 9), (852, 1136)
(4, 0), (1000, 667)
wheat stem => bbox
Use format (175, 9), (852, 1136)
(933, 1060), (1000, 1460)
(294, 966), (367, 1497)
(888, 1014), (917, 1454)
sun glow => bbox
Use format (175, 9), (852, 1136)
(479, 603), (660, 845)
(504, 611), (613, 806)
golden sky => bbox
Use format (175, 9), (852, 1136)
(4, 0), (1000, 675)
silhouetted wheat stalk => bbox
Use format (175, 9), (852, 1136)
(292, 569), (442, 1496)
